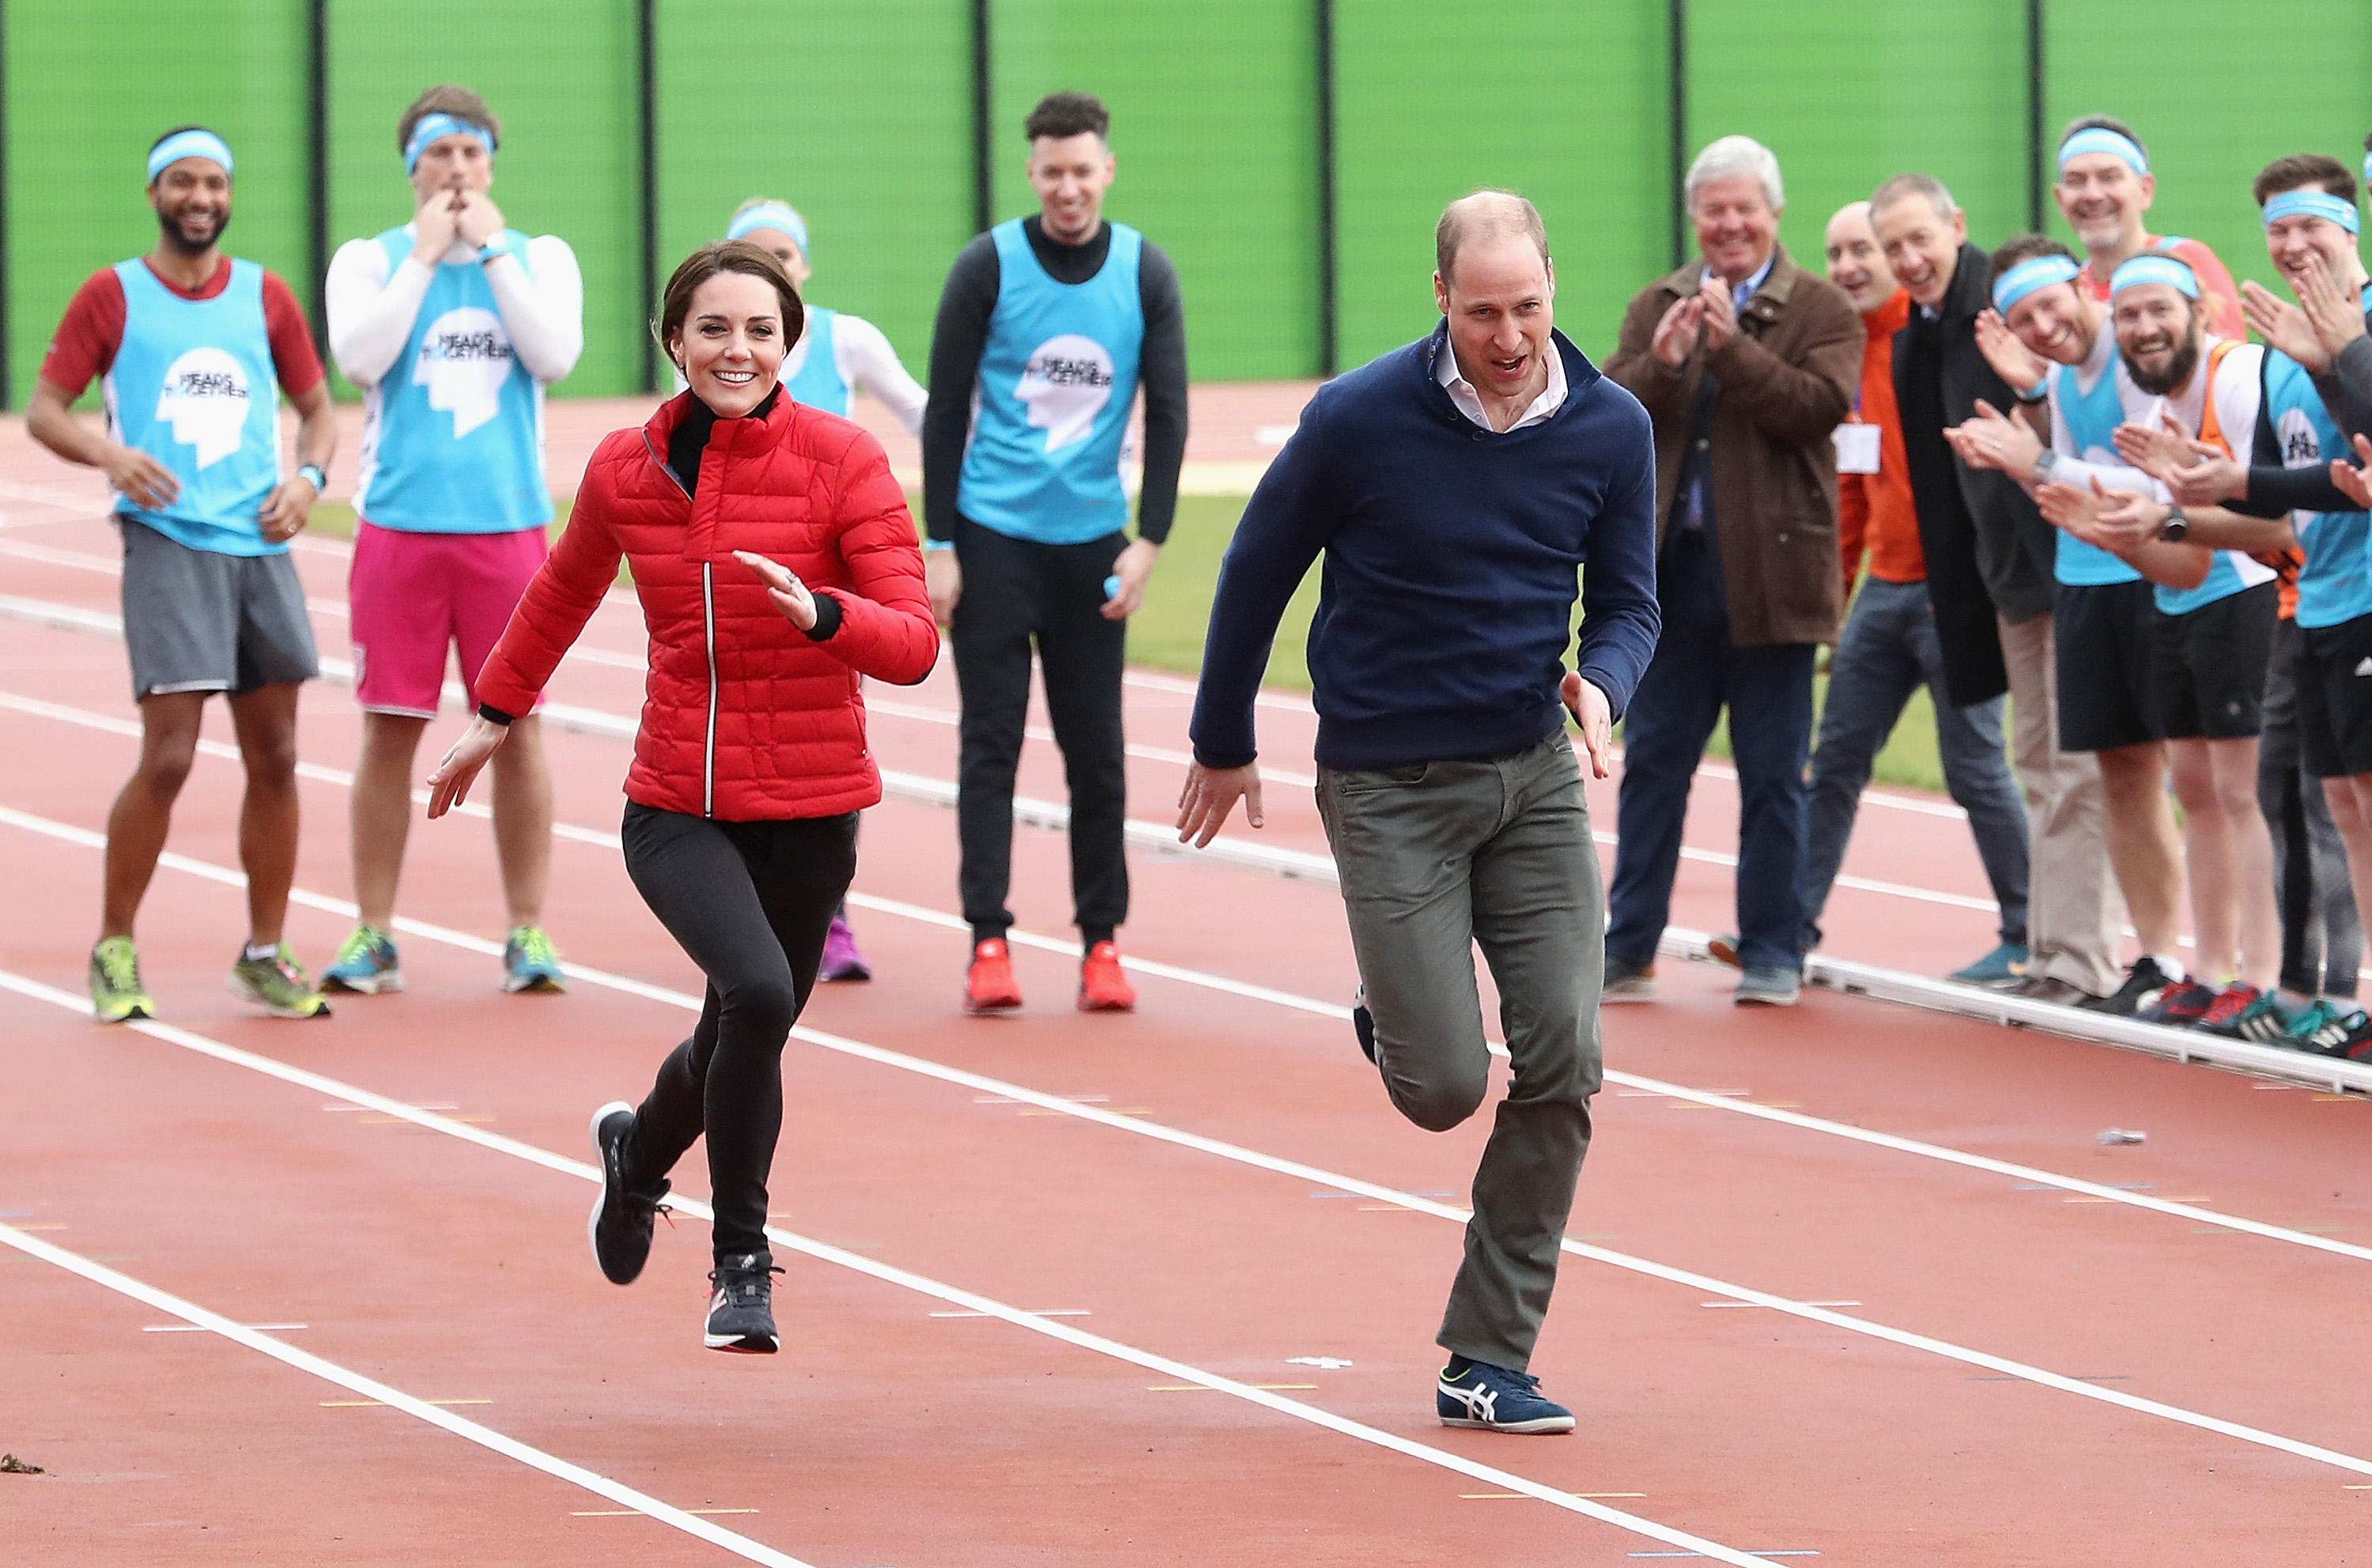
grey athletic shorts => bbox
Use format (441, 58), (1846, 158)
(119, 516), (318, 701)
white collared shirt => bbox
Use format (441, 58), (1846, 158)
(1437, 332), (1568, 432)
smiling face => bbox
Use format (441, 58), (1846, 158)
(149, 158), (232, 255)
(1026, 131), (1115, 245)
(2004, 280), (2098, 366)
(409, 131), (493, 202)
(670, 271), (788, 417)
(2263, 201), (2367, 293)
(1872, 192), (1966, 310)
(1432, 233), (1554, 406)
(1822, 202), (1898, 314)
(1690, 173), (1779, 285)
(2111, 282), (2201, 397)
(2054, 152), (2154, 255)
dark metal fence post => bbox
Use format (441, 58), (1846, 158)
(2026, 0), (2048, 231)
(1, 0), (13, 410)
(306, 0), (328, 361)
(636, 0), (659, 393)
(970, 0), (994, 233)
(1668, 0), (1688, 268)
(1315, 0), (1337, 377)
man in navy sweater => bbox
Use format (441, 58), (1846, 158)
(1179, 191), (1660, 1433)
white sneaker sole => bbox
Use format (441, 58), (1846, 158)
(704, 1330), (780, 1354)
(323, 970), (403, 995)
(1438, 1413), (1576, 1434)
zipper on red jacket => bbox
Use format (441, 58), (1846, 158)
(644, 428), (719, 818)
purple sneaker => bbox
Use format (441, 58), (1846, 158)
(819, 914), (871, 982)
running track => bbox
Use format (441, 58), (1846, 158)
(1, 482), (2366, 1564)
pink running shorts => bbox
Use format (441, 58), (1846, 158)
(349, 520), (549, 717)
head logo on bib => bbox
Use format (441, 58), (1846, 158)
(1017, 334), (1114, 453)
(414, 307), (516, 438)
(154, 347), (251, 469)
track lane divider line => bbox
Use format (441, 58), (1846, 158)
(5, 690), (2366, 1255)
(4, 812), (2370, 1482)
(0, 970), (1776, 1568)
(0, 1216), (818, 1567)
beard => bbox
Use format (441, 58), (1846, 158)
(2125, 332), (2199, 397)
(157, 205), (229, 255)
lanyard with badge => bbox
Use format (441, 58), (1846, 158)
(1833, 388), (1882, 474)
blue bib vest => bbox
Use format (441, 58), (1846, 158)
(352, 227), (553, 535)
(784, 308), (848, 416)
(104, 258), (284, 556)
(2264, 349), (2372, 629)
(957, 218), (1145, 543)
(2052, 354), (2143, 588)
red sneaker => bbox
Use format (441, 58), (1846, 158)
(1078, 941), (1137, 1012)
(965, 939), (1023, 1014)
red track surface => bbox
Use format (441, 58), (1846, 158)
(3, 474), (2368, 1564)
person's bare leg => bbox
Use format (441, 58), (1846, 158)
(100, 692), (208, 941)
(226, 682), (304, 949)
(351, 712), (429, 930)
(489, 714), (553, 929)
(2095, 742), (2185, 961)
(2204, 736), (2279, 989)
(2166, 739), (2237, 982)
(2324, 776), (2372, 954)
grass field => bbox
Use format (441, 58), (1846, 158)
(309, 493), (1951, 794)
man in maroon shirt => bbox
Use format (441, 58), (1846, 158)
(26, 126), (338, 1022)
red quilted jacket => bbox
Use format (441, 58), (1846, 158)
(476, 391), (939, 821)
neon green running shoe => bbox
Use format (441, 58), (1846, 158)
(502, 925), (566, 993)
(228, 943), (331, 1019)
(89, 937), (155, 1023)
(323, 924), (403, 993)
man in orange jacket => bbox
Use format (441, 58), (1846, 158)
(1800, 201), (2032, 983)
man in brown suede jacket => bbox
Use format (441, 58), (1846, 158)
(1601, 133), (1861, 1007)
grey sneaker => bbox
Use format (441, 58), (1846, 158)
(1601, 954), (1656, 1002)
(1736, 966), (1802, 1007)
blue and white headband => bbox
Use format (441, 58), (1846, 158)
(404, 112), (495, 176)
(2109, 254), (2199, 299)
(2264, 189), (2362, 236)
(2057, 127), (2148, 176)
(727, 204), (808, 258)
(147, 129), (232, 182)
(1992, 255), (2081, 313)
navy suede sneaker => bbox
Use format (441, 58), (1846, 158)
(704, 1252), (784, 1354)
(1436, 1355), (1575, 1434)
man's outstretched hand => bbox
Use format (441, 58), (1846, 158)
(1176, 760), (1263, 848)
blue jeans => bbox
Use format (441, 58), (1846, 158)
(1607, 529), (1816, 973)
(1800, 576), (2030, 954)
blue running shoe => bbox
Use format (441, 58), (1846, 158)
(1436, 1355), (1575, 1434)
(1948, 943), (2028, 987)
(323, 924), (402, 994)
(502, 925), (566, 994)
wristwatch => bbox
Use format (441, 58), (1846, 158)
(296, 463), (327, 493)
(2159, 504), (2189, 543)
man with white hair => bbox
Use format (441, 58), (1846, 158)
(1603, 135), (1860, 1006)
(1181, 190), (1659, 1433)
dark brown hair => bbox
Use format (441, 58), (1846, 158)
(2058, 113), (2145, 161)
(1025, 90), (1109, 142)
(2253, 153), (2357, 206)
(397, 85), (501, 153)
(1988, 232), (2078, 285)
(652, 241), (806, 368)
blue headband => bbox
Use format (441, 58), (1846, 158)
(404, 112), (495, 176)
(2057, 127), (2148, 176)
(2264, 189), (2362, 236)
(727, 205), (808, 258)
(147, 130), (232, 182)
(2109, 254), (2199, 299)
(1992, 255), (2082, 313)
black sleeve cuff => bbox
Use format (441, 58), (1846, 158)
(477, 702), (516, 727)
(803, 591), (844, 642)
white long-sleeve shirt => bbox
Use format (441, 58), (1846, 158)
(325, 229), (584, 387)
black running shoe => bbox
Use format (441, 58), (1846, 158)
(587, 1101), (669, 1286)
(704, 1252), (784, 1353)
(2077, 956), (2178, 1018)
(2136, 978), (2216, 1027)
(1352, 987), (1377, 1064)
(2291, 1004), (2372, 1061)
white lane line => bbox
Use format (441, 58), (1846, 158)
(4, 689), (2365, 1260)
(0, 1220), (817, 1567)
(0, 973), (1775, 1568)
(2, 824), (2366, 1484)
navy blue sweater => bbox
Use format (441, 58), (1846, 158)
(1190, 325), (1661, 772)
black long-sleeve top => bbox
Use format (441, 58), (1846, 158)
(921, 215), (1188, 544)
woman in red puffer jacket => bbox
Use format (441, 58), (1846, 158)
(426, 240), (936, 1355)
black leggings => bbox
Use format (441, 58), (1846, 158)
(619, 803), (858, 1260)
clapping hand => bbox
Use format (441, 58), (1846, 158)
(2038, 475), (2152, 555)
(1945, 399), (2043, 479)
(2111, 411), (2195, 484)
(1973, 308), (2049, 393)
(2295, 250), (2367, 360)
(2242, 279), (2329, 372)
(1698, 283), (1739, 353)
(2332, 433), (2372, 510)
(1650, 294), (1706, 368)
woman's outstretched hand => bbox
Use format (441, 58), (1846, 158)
(425, 715), (510, 818)
(735, 550), (818, 631)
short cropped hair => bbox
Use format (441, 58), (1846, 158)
(652, 241), (806, 367)
(1871, 172), (1958, 220)
(2253, 153), (2357, 206)
(1988, 232), (2077, 285)
(398, 85), (501, 155)
(1435, 190), (1550, 282)
(1684, 135), (1783, 212)
(1024, 91), (1108, 143)
(2058, 114), (2145, 162)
